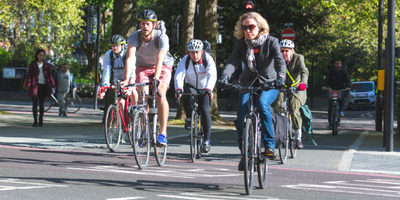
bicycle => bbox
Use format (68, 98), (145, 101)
(277, 87), (303, 163)
(176, 93), (204, 162)
(44, 92), (82, 114)
(328, 89), (347, 136)
(128, 77), (167, 169)
(225, 81), (273, 195)
(98, 81), (135, 152)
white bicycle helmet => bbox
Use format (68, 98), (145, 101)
(280, 39), (295, 49)
(187, 39), (203, 51)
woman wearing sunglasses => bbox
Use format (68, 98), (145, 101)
(218, 12), (286, 170)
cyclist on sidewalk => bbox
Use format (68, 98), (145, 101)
(272, 39), (308, 149)
(218, 12), (286, 170)
(99, 35), (138, 142)
(54, 63), (77, 117)
(122, 9), (174, 147)
(174, 39), (217, 153)
(322, 59), (351, 129)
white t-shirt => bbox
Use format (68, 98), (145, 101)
(37, 62), (46, 84)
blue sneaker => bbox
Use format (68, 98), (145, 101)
(157, 134), (167, 146)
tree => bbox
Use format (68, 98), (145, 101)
(175, 0), (196, 120)
(200, 0), (220, 117)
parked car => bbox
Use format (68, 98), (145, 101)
(347, 81), (376, 110)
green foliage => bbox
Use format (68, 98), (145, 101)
(0, 48), (13, 69)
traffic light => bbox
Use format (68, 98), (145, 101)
(244, 0), (255, 12)
(217, 6), (224, 34)
(80, 6), (95, 44)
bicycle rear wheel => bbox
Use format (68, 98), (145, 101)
(257, 142), (268, 189)
(104, 104), (121, 152)
(244, 119), (255, 195)
(132, 111), (150, 169)
(154, 123), (167, 166)
(332, 106), (338, 136)
(190, 111), (198, 162)
(44, 95), (56, 112)
(67, 94), (81, 114)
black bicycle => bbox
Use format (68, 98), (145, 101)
(128, 78), (167, 169)
(44, 92), (81, 114)
(176, 93), (204, 162)
(225, 81), (275, 195)
(328, 89), (347, 136)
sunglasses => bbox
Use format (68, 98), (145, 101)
(281, 49), (291, 53)
(242, 24), (257, 31)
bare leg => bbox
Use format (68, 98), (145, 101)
(156, 82), (169, 135)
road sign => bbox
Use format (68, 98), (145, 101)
(281, 28), (295, 41)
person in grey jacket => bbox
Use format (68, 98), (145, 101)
(218, 12), (286, 170)
(54, 64), (77, 117)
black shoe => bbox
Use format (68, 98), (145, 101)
(295, 140), (304, 149)
(59, 113), (63, 117)
(238, 155), (244, 171)
(32, 122), (38, 127)
(265, 148), (275, 159)
(63, 114), (67, 117)
(202, 141), (211, 153)
(184, 118), (191, 130)
(38, 121), (43, 127)
(326, 125), (332, 130)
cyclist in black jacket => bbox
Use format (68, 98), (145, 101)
(322, 59), (351, 129)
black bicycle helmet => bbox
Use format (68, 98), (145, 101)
(110, 34), (126, 45)
(138, 9), (157, 21)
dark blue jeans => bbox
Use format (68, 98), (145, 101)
(237, 89), (279, 150)
(328, 91), (345, 123)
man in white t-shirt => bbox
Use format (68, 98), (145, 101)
(121, 9), (174, 146)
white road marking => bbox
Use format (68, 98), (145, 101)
(107, 197), (146, 200)
(159, 193), (276, 200)
(0, 179), (67, 191)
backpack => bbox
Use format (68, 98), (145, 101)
(271, 107), (289, 148)
(299, 105), (318, 146)
(109, 45), (127, 69)
(185, 40), (213, 70)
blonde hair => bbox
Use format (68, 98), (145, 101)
(234, 12), (270, 40)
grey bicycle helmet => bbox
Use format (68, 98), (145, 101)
(280, 39), (295, 49)
(187, 39), (204, 51)
(138, 9), (157, 21)
(110, 34), (126, 45)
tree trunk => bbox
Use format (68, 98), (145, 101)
(175, 0), (196, 120)
(103, 0), (138, 123)
(200, 0), (219, 117)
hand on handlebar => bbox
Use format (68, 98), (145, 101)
(175, 88), (183, 98)
(322, 86), (327, 91)
(205, 88), (213, 99)
(298, 83), (307, 91)
(345, 87), (350, 91)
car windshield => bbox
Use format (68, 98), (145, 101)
(351, 83), (373, 92)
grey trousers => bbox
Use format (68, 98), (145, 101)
(57, 92), (69, 114)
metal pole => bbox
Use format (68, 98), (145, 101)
(384, 0), (395, 151)
(94, 5), (101, 110)
(311, 61), (314, 108)
(376, 0), (383, 131)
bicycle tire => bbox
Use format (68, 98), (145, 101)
(67, 94), (81, 114)
(104, 104), (121, 152)
(189, 111), (198, 162)
(289, 119), (297, 158)
(244, 119), (255, 195)
(278, 131), (289, 164)
(44, 95), (56, 112)
(154, 123), (167, 166)
(332, 106), (338, 136)
(132, 111), (150, 169)
(127, 104), (136, 147)
(257, 141), (268, 189)
(197, 125), (204, 159)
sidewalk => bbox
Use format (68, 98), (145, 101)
(1, 100), (400, 176)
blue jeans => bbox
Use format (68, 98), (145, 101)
(328, 91), (345, 123)
(237, 89), (279, 150)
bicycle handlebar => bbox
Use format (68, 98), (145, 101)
(153, 77), (162, 98)
(223, 81), (278, 92)
(175, 93), (201, 105)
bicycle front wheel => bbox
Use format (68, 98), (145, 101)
(244, 119), (255, 195)
(154, 123), (167, 166)
(67, 94), (81, 114)
(132, 111), (150, 169)
(278, 131), (289, 164)
(104, 104), (121, 152)
(289, 119), (297, 158)
(44, 95), (56, 112)
(257, 142), (268, 189)
(127, 104), (136, 147)
(190, 111), (198, 162)
(332, 106), (338, 136)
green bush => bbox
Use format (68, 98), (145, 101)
(0, 48), (12, 69)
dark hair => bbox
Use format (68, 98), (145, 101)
(34, 49), (46, 61)
(333, 58), (342, 63)
(62, 63), (68, 66)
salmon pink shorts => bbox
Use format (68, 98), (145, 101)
(135, 65), (172, 86)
